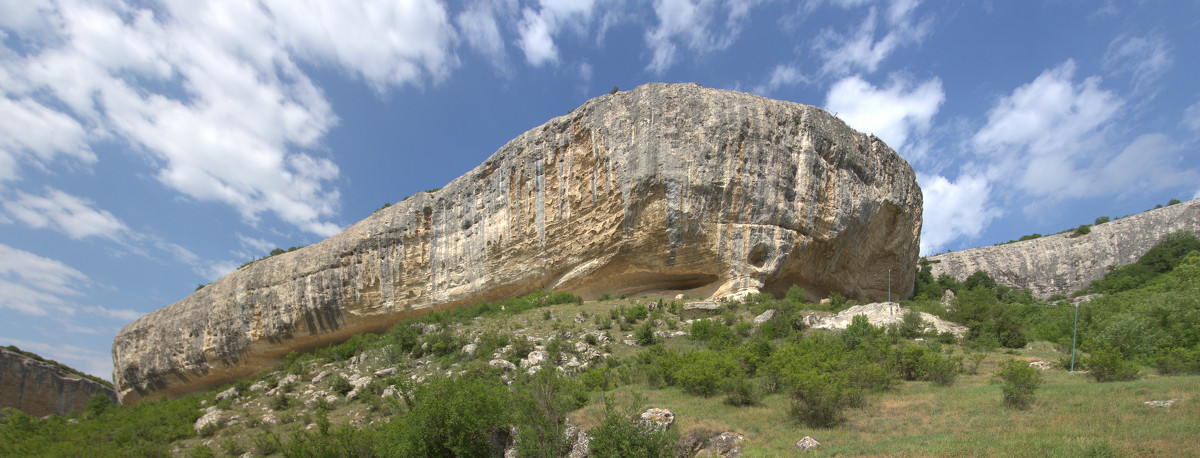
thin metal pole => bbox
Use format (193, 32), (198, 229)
(888, 269), (892, 303)
(1070, 304), (1079, 371)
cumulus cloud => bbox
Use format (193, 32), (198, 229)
(918, 173), (999, 255)
(3, 188), (128, 240)
(0, 1), (459, 238)
(824, 74), (943, 154)
(814, 0), (931, 76)
(645, 0), (759, 74)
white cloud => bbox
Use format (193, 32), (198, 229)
(645, 0), (759, 74)
(815, 0), (932, 76)
(0, 243), (88, 316)
(515, 0), (600, 67)
(1183, 100), (1200, 132)
(1103, 34), (1171, 97)
(1097, 133), (1195, 196)
(3, 188), (129, 240)
(753, 64), (809, 95)
(261, 0), (458, 90)
(918, 173), (999, 255)
(519, 7), (559, 66)
(458, 1), (511, 72)
(1, 1), (459, 238)
(973, 61), (1124, 199)
(0, 96), (95, 182)
(824, 74), (943, 153)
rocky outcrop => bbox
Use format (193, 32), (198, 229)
(112, 82), (922, 403)
(807, 302), (967, 336)
(929, 199), (1200, 298)
(0, 348), (117, 417)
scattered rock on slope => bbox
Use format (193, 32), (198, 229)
(112, 82), (922, 403)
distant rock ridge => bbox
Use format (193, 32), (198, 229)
(0, 348), (117, 417)
(112, 82), (922, 403)
(929, 199), (1200, 298)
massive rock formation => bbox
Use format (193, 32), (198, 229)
(112, 83), (922, 403)
(929, 199), (1200, 298)
(0, 348), (117, 417)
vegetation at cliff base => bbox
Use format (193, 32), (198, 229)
(4, 230), (1200, 456)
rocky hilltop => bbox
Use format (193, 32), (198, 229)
(112, 83), (922, 403)
(929, 199), (1200, 298)
(0, 348), (117, 417)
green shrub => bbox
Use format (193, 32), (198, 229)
(688, 319), (739, 350)
(220, 438), (246, 456)
(186, 445), (215, 458)
(588, 395), (677, 458)
(267, 392), (290, 411)
(375, 374), (512, 456)
(635, 322), (656, 346)
(330, 376), (353, 396)
(787, 369), (858, 427)
(670, 351), (740, 397)
(252, 431), (282, 455)
(599, 292), (612, 301)
(1085, 347), (1140, 382)
(722, 376), (760, 407)
(899, 310), (930, 339)
(626, 304), (649, 322)
(996, 359), (1041, 409)
(1094, 216), (1110, 225)
(1155, 346), (1200, 375)
(513, 370), (587, 458)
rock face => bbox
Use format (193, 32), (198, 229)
(929, 199), (1200, 298)
(0, 348), (117, 417)
(807, 302), (967, 336)
(112, 82), (922, 403)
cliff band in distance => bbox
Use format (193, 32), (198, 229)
(0, 348), (117, 417)
(929, 198), (1200, 298)
(112, 83), (923, 403)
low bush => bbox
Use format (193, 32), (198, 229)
(1085, 347), (1140, 382)
(1155, 346), (1200, 375)
(996, 359), (1041, 409)
(588, 395), (677, 458)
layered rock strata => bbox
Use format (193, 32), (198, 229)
(929, 199), (1200, 298)
(112, 82), (922, 403)
(0, 348), (117, 417)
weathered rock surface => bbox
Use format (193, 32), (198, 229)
(0, 348), (117, 417)
(929, 199), (1200, 298)
(808, 302), (967, 336)
(112, 82), (922, 403)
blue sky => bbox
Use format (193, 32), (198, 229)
(1, 0), (1198, 379)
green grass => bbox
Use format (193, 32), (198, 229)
(571, 355), (1200, 456)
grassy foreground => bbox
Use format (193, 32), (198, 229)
(574, 355), (1200, 456)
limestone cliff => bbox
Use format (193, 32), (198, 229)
(0, 348), (117, 417)
(112, 83), (922, 403)
(929, 199), (1200, 298)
